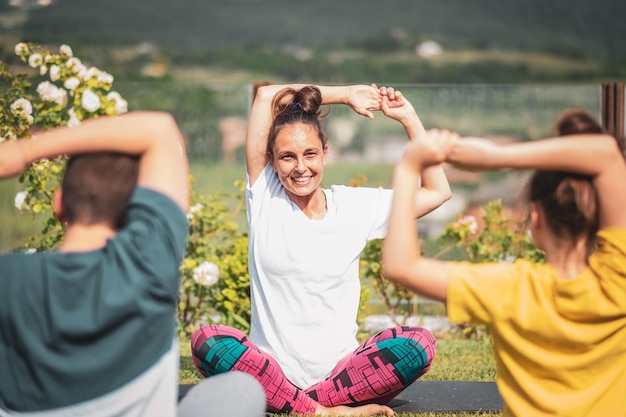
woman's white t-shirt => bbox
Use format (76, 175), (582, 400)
(246, 165), (393, 388)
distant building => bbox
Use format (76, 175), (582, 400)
(416, 40), (443, 58)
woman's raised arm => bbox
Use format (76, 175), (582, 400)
(246, 83), (381, 186)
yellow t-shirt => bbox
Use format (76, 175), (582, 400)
(446, 228), (626, 417)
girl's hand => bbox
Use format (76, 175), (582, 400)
(401, 128), (460, 171)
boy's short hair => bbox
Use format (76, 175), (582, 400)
(61, 152), (139, 229)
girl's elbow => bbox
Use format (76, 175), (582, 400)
(382, 262), (411, 286)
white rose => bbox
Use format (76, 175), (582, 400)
(99, 72), (114, 85)
(39, 65), (48, 76)
(81, 89), (101, 112)
(106, 91), (128, 114)
(186, 202), (203, 220)
(66, 57), (81, 70)
(14, 191), (29, 211)
(37, 82), (67, 107)
(14, 42), (29, 56)
(55, 88), (68, 107)
(192, 261), (220, 286)
(49, 64), (60, 81)
(28, 53), (43, 68)
(37, 81), (55, 99)
(82, 67), (99, 80)
(47, 86), (67, 107)
(59, 44), (73, 57)
(75, 64), (88, 79)
(64, 77), (80, 91)
(10, 98), (33, 117)
(67, 108), (81, 127)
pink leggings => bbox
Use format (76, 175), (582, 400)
(191, 325), (436, 414)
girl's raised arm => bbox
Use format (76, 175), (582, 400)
(448, 134), (626, 229)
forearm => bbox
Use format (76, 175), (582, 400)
(413, 164), (452, 217)
(384, 161), (449, 301)
(401, 112), (426, 140)
(1, 112), (174, 176)
(448, 134), (618, 174)
(254, 83), (353, 104)
(385, 161), (423, 279)
(1, 111), (190, 210)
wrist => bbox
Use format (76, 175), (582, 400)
(18, 138), (32, 167)
(395, 157), (422, 177)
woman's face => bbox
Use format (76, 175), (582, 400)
(271, 123), (327, 199)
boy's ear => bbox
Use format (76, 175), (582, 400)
(53, 188), (65, 223)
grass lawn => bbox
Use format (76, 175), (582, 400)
(179, 336), (502, 417)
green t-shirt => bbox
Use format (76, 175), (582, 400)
(0, 187), (188, 412)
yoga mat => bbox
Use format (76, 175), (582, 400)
(179, 380), (503, 413)
(389, 381), (502, 413)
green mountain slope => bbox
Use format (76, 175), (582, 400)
(11, 0), (626, 59)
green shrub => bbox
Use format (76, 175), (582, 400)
(1, 42), (252, 341)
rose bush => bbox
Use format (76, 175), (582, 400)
(1, 42), (250, 339)
(360, 189), (545, 338)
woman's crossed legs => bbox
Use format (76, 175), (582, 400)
(191, 324), (436, 414)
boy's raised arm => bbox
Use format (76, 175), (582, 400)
(0, 111), (189, 211)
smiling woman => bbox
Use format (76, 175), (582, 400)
(188, 83), (453, 416)
(267, 86), (329, 218)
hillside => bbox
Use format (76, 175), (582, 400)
(6, 0), (626, 58)
(1, 0), (625, 84)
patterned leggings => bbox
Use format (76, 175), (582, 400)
(191, 324), (436, 414)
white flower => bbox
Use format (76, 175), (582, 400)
(186, 202), (203, 220)
(39, 65), (48, 76)
(23, 248), (37, 254)
(59, 44), (73, 57)
(49, 64), (61, 81)
(98, 71), (114, 85)
(44, 54), (52, 63)
(14, 42), (29, 56)
(28, 53), (43, 68)
(63, 77), (80, 91)
(106, 91), (128, 114)
(67, 108), (81, 127)
(458, 215), (478, 234)
(66, 57), (82, 70)
(75, 64), (88, 79)
(10, 98), (33, 118)
(81, 89), (101, 112)
(37, 81), (67, 107)
(82, 67), (99, 80)
(192, 261), (220, 286)
(14, 191), (29, 211)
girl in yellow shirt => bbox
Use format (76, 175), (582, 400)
(381, 99), (626, 417)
